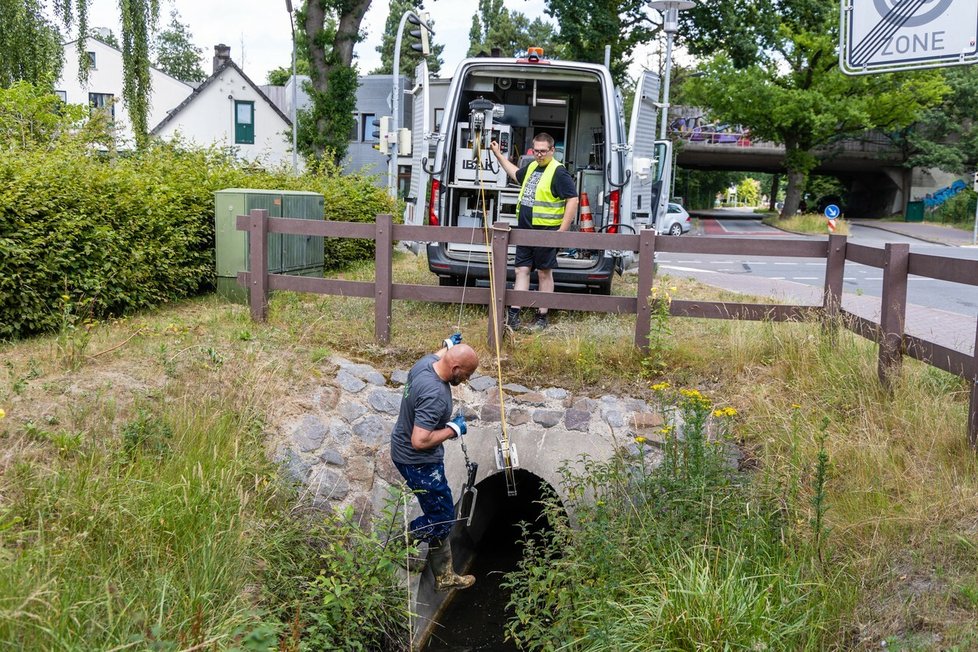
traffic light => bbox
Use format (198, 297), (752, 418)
(371, 116), (391, 154)
(407, 13), (431, 56)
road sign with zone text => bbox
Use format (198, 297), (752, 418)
(841, 0), (978, 75)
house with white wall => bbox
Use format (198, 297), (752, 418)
(152, 45), (294, 169)
(56, 36), (193, 147)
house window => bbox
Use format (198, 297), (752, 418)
(434, 108), (444, 132)
(234, 100), (255, 144)
(55, 90), (67, 103)
(88, 93), (114, 119)
(361, 113), (377, 143)
(87, 52), (97, 69)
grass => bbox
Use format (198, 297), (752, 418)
(1, 250), (977, 649)
(763, 212), (851, 235)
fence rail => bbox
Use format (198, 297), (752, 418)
(236, 209), (978, 448)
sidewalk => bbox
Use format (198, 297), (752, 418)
(849, 219), (975, 247)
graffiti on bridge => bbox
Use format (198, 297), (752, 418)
(669, 116), (751, 146)
(922, 180), (967, 210)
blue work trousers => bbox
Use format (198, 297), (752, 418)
(394, 461), (455, 542)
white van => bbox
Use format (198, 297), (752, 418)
(407, 49), (672, 295)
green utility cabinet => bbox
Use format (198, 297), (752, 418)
(905, 200), (924, 222)
(214, 189), (326, 301)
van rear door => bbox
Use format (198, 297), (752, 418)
(627, 70), (664, 229)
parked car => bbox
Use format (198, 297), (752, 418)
(658, 202), (691, 236)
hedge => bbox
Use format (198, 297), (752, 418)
(0, 84), (395, 340)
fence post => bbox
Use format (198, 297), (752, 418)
(634, 229), (658, 353)
(375, 214), (393, 344)
(878, 242), (909, 389)
(822, 234), (847, 330)
(970, 319), (978, 449)
(248, 208), (269, 322)
(488, 222), (512, 350)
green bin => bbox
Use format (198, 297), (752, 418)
(905, 200), (924, 222)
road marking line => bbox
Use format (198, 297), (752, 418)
(792, 277), (819, 280)
(659, 264), (716, 273)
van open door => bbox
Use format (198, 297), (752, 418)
(404, 59), (431, 228)
(627, 70), (669, 231)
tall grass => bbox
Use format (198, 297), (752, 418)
(503, 385), (845, 650)
(0, 397), (280, 648)
(2, 251), (977, 648)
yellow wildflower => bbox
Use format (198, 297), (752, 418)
(634, 436), (647, 444)
(61, 294), (70, 302)
(713, 407), (738, 418)
(791, 404), (802, 410)
(650, 382), (670, 392)
(659, 425), (673, 434)
(669, 286), (678, 292)
(0, 408), (5, 419)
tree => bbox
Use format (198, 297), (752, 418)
(301, 0), (371, 163)
(902, 66), (978, 174)
(682, 1), (946, 217)
(153, 9), (205, 83)
(0, 0), (64, 87)
(373, 0), (443, 77)
(544, 0), (657, 83)
(468, 0), (558, 59)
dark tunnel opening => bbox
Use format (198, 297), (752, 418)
(423, 469), (563, 651)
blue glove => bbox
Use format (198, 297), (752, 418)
(446, 414), (467, 438)
(443, 332), (462, 349)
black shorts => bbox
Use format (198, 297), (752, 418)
(514, 226), (559, 270)
(515, 245), (558, 271)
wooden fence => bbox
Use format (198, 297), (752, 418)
(237, 209), (978, 448)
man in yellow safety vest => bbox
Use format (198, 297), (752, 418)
(490, 133), (578, 331)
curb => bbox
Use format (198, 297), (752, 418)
(849, 220), (971, 247)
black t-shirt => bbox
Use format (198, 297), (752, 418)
(515, 162), (577, 229)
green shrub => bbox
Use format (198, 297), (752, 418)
(930, 189), (976, 225)
(0, 83), (395, 340)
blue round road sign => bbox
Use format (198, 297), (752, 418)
(824, 204), (841, 219)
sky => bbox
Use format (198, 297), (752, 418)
(80, 0), (664, 84)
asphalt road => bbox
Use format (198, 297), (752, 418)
(656, 212), (978, 318)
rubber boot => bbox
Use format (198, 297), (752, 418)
(429, 538), (475, 592)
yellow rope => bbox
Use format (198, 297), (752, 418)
(472, 126), (511, 467)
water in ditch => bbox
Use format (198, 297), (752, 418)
(424, 470), (556, 651)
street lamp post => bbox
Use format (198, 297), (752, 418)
(649, 0), (696, 140)
(286, 0), (298, 175)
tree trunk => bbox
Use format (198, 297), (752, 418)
(781, 170), (806, 218)
(768, 174), (780, 212)
(334, 0), (371, 67)
(779, 141), (817, 218)
(303, 0), (372, 161)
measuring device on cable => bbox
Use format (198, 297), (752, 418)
(451, 97), (521, 503)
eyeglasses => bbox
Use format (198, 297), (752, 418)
(532, 148), (552, 155)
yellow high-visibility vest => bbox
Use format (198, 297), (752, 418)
(517, 160), (566, 227)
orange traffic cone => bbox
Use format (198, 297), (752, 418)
(578, 192), (595, 232)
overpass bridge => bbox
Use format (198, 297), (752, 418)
(668, 119), (919, 217)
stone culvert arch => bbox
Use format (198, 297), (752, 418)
(271, 356), (666, 646)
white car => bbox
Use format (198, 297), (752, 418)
(658, 203), (691, 236)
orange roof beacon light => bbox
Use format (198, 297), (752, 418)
(527, 47), (544, 62)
